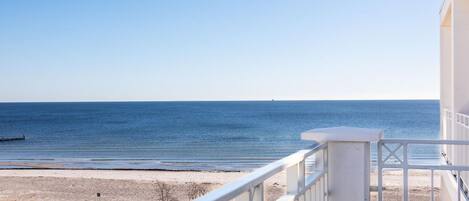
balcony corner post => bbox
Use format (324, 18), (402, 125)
(301, 127), (383, 201)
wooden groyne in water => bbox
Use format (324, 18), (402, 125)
(0, 135), (25, 142)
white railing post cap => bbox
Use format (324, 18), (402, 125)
(301, 126), (383, 143)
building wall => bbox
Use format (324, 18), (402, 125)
(440, 0), (469, 200)
(452, 0), (469, 114)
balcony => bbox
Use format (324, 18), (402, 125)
(196, 122), (469, 201)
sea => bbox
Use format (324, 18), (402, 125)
(0, 100), (440, 171)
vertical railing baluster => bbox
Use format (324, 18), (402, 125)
(305, 188), (312, 201)
(316, 180), (321, 201)
(403, 143), (408, 201)
(464, 116), (468, 185)
(300, 160), (306, 189)
(458, 171), (461, 201)
(323, 176), (327, 201)
(431, 169), (434, 201)
(319, 177), (324, 201)
(287, 163), (300, 194)
(324, 148), (328, 201)
(464, 116), (469, 184)
(287, 160), (305, 196)
(299, 159), (306, 199)
(462, 117), (465, 183)
(377, 141), (383, 201)
(312, 183), (317, 201)
(252, 183), (263, 201)
(456, 117), (460, 169)
(299, 194), (305, 201)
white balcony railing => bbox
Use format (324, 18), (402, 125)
(454, 112), (469, 184)
(197, 125), (469, 201)
(197, 127), (381, 201)
(195, 143), (328, 201)
(378, 139), (469, 201)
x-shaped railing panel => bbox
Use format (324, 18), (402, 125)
(382, 143), (403, 165)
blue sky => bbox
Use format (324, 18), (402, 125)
(0, 0), (442, 102)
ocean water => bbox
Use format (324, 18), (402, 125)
(0, 100), (439, 171)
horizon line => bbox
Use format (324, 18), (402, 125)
(0, 98), (440, 104)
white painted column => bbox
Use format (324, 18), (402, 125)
(452, 0), (469, 188)
(301, 127), (383, 201)
(452, 0), (469, 114)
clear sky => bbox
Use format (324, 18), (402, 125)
(0, 0), (442, 102)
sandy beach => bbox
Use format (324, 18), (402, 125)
(0, 169), (439, 201)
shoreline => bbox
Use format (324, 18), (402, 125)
(0, 167), (243, 173)
(0, 161), (246, 172)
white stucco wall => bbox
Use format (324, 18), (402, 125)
(440, 0), (469, 200)
(452, 0), (469, 113)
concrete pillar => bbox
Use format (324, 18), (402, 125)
(301, 127), (383, 201)
(452, 0), (469, 114)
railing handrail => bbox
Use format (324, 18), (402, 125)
(382, 164), (469, 171)
(380, 138), (469, 145)
(195, 143), (327, 201)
